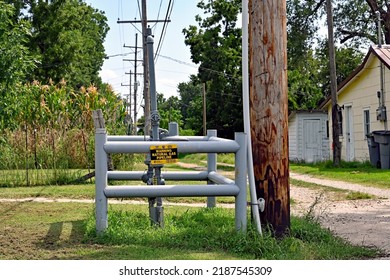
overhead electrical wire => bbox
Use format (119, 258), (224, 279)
(152, 0), (164, 29)
(154, 0), (174, 64)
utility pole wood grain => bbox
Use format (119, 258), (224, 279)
(248, 0), (290, 237)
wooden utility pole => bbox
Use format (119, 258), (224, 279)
(141, 0), (150, 136)
(118, 0), (170, 136)
(326, 0), (341, 166)
(248, 0), (290, 237)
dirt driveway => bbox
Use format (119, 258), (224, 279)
(290, 172), (390, 259)
(174, 162), (390, 258)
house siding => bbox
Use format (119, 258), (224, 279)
(326, 50), (390, 162)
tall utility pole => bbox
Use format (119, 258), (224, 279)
(326, 0), (341, 166)
(249, 0), (290, 237)
(118, 0), (170, 136)
(141, 0), (150, 136)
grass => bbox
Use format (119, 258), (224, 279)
(290, 160), (390, 189)
(89, 207), (367, 260)
(290, 178), (377, 200)
(0, 168), (89, 187)
(0, 201), (379, 260)
(0, 155), (386, 260)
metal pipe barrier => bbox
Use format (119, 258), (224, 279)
(95, 128), (247, 235)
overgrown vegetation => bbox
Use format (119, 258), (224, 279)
(83, 207), (378, 260)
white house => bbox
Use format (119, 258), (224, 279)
(320, 45), (390, 164)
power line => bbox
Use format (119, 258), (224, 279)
(155, 0), (174, 64)
(152, 0), (164, 29)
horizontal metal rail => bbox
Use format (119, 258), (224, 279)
(107, 135), (209, 142)
(208, 171), (235, 185)
(107, 171), (209, 181)
(104, 139), (240, 154)
(107, 135), (150, 141)
(104, 184), (240, 198)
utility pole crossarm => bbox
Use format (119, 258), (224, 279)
(117, 19), (171, 24)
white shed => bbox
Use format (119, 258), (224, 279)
(288, 110), (329, 163)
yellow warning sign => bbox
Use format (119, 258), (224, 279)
(150, 144), (179, 165)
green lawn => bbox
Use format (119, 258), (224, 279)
(0, 201), (378, 260)
(290, 161), (390, 189)
(0, 157), (386, 260)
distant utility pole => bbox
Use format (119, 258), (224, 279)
(326, 0), (341, 166)
(118, 0), (170, 136)
(249, 0), (290, 237)
(121, 71), (132, 115)
(123, 33), (142, 134)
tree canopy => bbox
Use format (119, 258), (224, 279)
(3, 0), (109, 88)
(180, 0), (378, 125)
(183, 0), (243, 138)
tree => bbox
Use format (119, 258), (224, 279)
(333, 0), (379, 46)
(0, 1), (36, 87)
(177, 77), (203, 134)
(0, 1), (37, 129)
(157, 94), (183, 130)
(315, 40), (364, 97)
(183, 0), (243, 139)
(287, 50), (324, 111)
(287, 0), (325, 67)
(8, 0), (109, 88)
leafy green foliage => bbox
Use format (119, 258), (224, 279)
(334, 0), (378, 46)
(28, 0), (109, 87)
(0, 2), (36, 86)
(157, 94), (183, 130)
(183, 0), (243, 138)
(0, 1), (38, 129)
(2, 0), (109, 88)
(177, 78), (204, 134)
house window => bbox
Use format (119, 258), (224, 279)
(363, 109), (370, 138)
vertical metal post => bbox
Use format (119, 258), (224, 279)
(146, 33), (164, 226)
(203, 83), (207, 136)
(235, 132), (247, 232)
(169, 122), (179, 136)
(95, 128), (108, 234)
(147, 34), (160, 141)
(207, 129), (217, 208)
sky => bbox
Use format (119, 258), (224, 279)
(86, 0), (202, 114)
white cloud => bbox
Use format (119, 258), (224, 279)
(99, 69), (119, 83)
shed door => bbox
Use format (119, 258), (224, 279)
(303, 119), (322, 163)
(345, 105), (354, 161)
